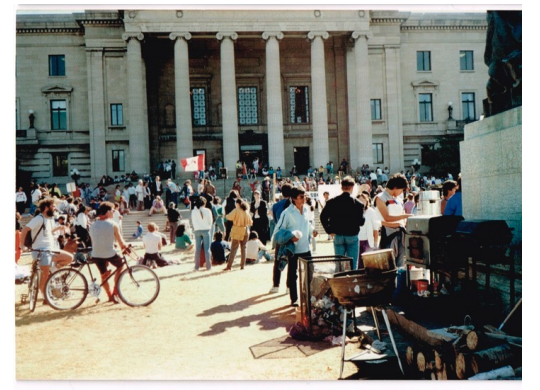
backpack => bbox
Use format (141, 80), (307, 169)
(24, 215), (45, 248)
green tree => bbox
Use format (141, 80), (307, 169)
(421, 134), (463, 178)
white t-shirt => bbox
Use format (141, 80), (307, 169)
(25, 214), (56, 249)
(143, 232), (161, 254)
(246, 239), (265, 259)
(31, 188), (42, 203)
(359, 207), (381, 248)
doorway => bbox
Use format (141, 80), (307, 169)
(293, 147), (310, 175)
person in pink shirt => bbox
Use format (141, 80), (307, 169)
(403, 193), (416, 214)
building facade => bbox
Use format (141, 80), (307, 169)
(16, 9), (489, 184)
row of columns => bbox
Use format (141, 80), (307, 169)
(119, 30), (375, 175)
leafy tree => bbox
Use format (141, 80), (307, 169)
(421, 134), (463, 178)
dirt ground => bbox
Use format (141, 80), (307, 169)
(14, 239), (398, 383)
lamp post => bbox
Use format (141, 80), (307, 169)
(28, 110), (35, 129)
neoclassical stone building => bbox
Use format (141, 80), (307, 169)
(16, 9), (488, 184)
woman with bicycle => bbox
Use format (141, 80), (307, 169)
(89, 201), (130, 304)
(19, 198), (73, 305)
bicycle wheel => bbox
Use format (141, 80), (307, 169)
(45, 268), (88, 310)
(117, 265), (160, 307)
(28, 270), (40, 312)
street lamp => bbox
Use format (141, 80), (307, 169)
(28, 110), (35, 129)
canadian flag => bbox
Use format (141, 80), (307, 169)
(181, 154), (205, 172)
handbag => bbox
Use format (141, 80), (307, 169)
(24, 215), (45, 248)
(161, 236), (168, 246)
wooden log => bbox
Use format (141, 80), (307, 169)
(406, 345), (416, 366)
(436, 364), (448, 380)
(417, 350), (427, 372)
(465, 330), (507, 351)
(430, 371), (437, 380)
(384, 309), (452, 347)
(452, 333), (470, 358)
(484, 332), (522, 347)
(456, 352), (474, 379)
(468, 365), (515, 380)
(470, 344), (516, 375)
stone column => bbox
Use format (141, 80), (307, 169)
(170, 32), (193, 174)
(122, 32), (150, 174)
(86, 48), (107, 182)
(217, 32), (239, 172)
(352, 31), (373, 167)
(308, 31), (330, 168)
(262, 31), (285, 171)
(384, 45), (404, 172)
(345, 44), (358, 169)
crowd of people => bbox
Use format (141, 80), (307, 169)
(16, 161), (463, 309)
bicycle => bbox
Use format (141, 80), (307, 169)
(22, 249), (60, 312)
(44, 245), (160, 310)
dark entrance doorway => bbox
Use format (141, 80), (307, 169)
(293, 147), (310, 175)
(239, 130), (268, 174)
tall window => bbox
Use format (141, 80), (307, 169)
(52, 153), (69, 176)
(111, 104), (123, 126)
(289, 86), (309, 123)
(49, 55), (65, 76)
(238, 87), (258, 125)
(417, 51), (431, 71)
(50, 100), (67, 130)
(373, 144), (384, 164)
(419, 93), (433, 122)
(371, 99), (382, 120)
(460, 50), (474, 71)
(191, 87), (207, 126)
(461, 93), (476, 121)
(112, 150), (125, 172)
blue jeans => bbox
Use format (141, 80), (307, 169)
(194, 229), (212, 270)
(333, 234), (360, 270)
(258, 249), (272, 261)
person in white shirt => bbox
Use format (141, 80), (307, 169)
(75, 205), (91, 247)
(357, 193), (381, 268)
(191, 197), (214, 271)
(30, 185), (42, 215)
(142, 222), (170, 267)
(19, 198), (74, 303)
(245, 231), (273, 264)
(135, 180), (145, 211)
(16, 187), (28, 214)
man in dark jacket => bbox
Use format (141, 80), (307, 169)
(319, 176), (365, 270)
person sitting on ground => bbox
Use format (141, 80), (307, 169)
(142, 222), (171, 268)
(148, 195), (165, 216)
(175, 223), (194, 251)
(246, 230), (273, 264)
(210, 231), (230, 265)
(132, 220), (143, 238)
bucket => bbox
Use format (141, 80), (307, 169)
(417, 279), (429, 294)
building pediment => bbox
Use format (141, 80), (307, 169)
(41, 84), (74, 94)
(411, 79), (439, 89)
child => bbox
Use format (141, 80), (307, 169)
(175, 223), (194, 251)
(132, 220), (143, 238)
(210, 231), (230, 265)
(246, 231), (273, 264)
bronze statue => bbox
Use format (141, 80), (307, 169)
(484, 11), (522, 117)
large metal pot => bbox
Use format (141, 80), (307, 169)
(416, 190), (441, 216)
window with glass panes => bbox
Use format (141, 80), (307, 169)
(289, 86), (309, 123)
(417, 51), (431, 71)
(460, 51), (474, 71)
(419, 93), (433, 122)
(112, 150), (125, 172)
(373, 144), (384, 164)
(52, 153), (69, 176)
(371, 99), (382, 120)
(461, 92), (476, 121)
(238, 87), (258, 125)
(50, 100), (67, 130)
(111, 104), (123, 126)
(191, 87), (207, 126)
(49, 55), (65, 76)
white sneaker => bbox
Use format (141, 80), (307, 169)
(269, 287), (279, 293)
